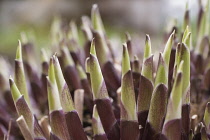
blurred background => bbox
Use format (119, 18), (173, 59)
(0, 0), (200, 59)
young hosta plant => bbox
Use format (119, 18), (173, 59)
(88, 40), (120, 140)
(1, 2), (210, 140)
(10, 77), (45, 139)
(120, 44), (139, 140)
(91, 4), (120, 102)
(47, 57), (70, 140)
(52, 55), (88, 140)
(137, 35), (154, 138)
(142, 31), (174, 140)
(14, 41), (31, 106)
(163, 61), (184, 140)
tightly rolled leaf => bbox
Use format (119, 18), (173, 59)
(141, 35), (153, 82)
(175, 43), (190, 104)
(52, 55), (88, 140)
(137, 35), (154, 138)
(154, 53), (168, 87)
(120, 44), (139, 140)
(155, 31), (174, 88)
(163, 30), (175, 70)
(21, 34), (41, 104)
(91, 5), (120, 98)
(92, 30), (110, 66)
(163, 61), (184, 140)
(9, 78), (34, 135)
(47, 58), (69, 140)
(47, 88), (69, 140)
(92, 32), (120, 98)
(181, 28), (191, 139)
(89, 40), (120, 139)
(10, 77), (45, 139)
(81, 16), (92, 42)
(91, 4), (105, 37)
(121, 44), (137, 121)
(53, 55), (75, 112)
(14, 40), (31, 106)
(47, 58), (62, 112)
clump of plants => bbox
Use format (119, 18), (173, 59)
(0, 1), (210, 140)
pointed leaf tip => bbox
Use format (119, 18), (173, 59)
(163, 31), (175, 68)
(48, 57), (56, 83)
(92, 4), (98, 11)
(155, 53), (167, 87)
(172, 29), (176, 35)
(16, 40), (22, 60)
(146, 34), (150, 41)
(91, 4), (105, 35)
(53, 54), (59, 64)
(9, 77), (22, 102)
(90, 39), (96, 56)
(53, 52), (58, 59)
(182, 26), (190, 42)
(144, 34), (152, 60)
(183, 32), (191, 48)
(52, 55), (65, 91)
(122, 44), (131, 75)
(53, 54), (75, 112)
(9, 77), (14, 87)
(89, 50), (108, 99)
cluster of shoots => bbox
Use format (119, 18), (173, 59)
(0, 1), (210, 140)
